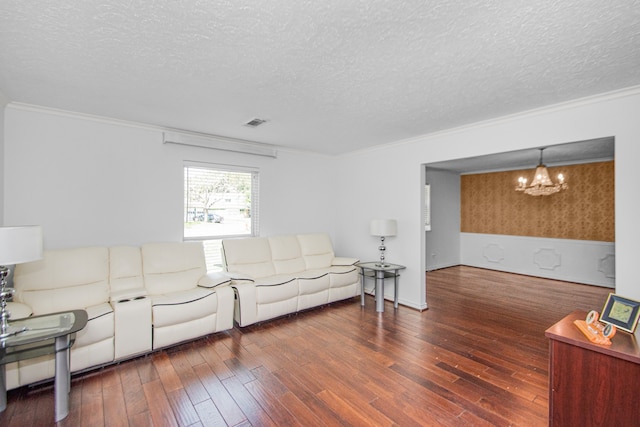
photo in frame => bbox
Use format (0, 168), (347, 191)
(600, 293), (640, 333)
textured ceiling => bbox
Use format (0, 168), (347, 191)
(1, 1), (639, 155)
(427, 137), (614, 173)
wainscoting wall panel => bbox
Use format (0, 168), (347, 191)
(461, 233), (615, 287)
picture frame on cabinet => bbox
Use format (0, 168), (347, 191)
(600, 293), (640, 333)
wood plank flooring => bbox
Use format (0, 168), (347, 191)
(1, 266), (612, 426)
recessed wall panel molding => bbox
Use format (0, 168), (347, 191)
(598, 254), (616, 279)
(482, 243), (505, 264)
(461, 233), (615, 288)
(533, 248), (562, 271)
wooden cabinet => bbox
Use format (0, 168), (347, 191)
(545, 310), (640, 426)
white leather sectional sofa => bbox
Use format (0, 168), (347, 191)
(221, 233), (360, 326)
(5, 242), (234, 391)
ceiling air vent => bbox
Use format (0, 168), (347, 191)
(244, 118), (268, 128)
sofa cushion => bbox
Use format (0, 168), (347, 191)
(269, 235), (306, 275)
(13, 247), (110, 315)
(75, 302), (115, 347)
(109, 246), (144, 293)
(298, 270), (330, 296)
(329, 266), (359, 288)
(255, 277), (298, 305)
(222, 237), (275, 279)
(297, 233), (336, 270)
(5, 302), (32, 319)
(151, 287), (218, 327)
(142, 242), (206, 295)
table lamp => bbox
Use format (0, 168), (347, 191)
(0, 225), (43, 338)
(370, 219), (397, 267)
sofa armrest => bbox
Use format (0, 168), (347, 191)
(231, 282), (257, 327)
(6, 302), (33, 320)
(198, 271), (232, 289)
(332, 257), (359, 266)
(214, 285), (235, 331)
(221, 272), (255, 286)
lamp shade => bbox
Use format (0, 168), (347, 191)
(0, 226), (43, 265)
(370, 219), (397, 237)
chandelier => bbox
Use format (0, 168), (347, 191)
(515, 148), (568, 196)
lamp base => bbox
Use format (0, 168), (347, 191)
(1, 265), (27, 339)
(377, 236), (389, 268)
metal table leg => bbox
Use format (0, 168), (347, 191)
(394, 270), (399, 309)
(360, 269), (365, 306)
(54, 334), (71, 422)
(0, 364), (6, 412)
(375, 270), (385, 312)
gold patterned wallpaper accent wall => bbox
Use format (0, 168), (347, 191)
(460, 161), (614, 242)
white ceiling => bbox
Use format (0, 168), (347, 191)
(427, 137), (614, 174)
(1, 1), (639, 156)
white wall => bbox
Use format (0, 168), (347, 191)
(0, 90), (10, 225)
(4, 87), (640, 308)
(335, 144), (428, 309)
(3, 105), (335, 249)
(425, 168), (460, 271)
(336, 87), (640, 307)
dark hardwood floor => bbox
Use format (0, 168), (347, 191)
(1, 266), (612, 426)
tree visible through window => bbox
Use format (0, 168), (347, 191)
(184, 163), (259, 269)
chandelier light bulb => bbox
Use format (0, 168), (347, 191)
(517, 177), (527, 188)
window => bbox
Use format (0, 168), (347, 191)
(184, 162), (259, 269)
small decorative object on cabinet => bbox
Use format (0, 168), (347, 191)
(573, 309), (616, 345)
(599, 293), (640, 333)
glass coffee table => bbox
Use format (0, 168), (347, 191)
(0, 309), (88, 422)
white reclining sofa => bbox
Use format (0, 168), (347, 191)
(221, 233), (359, 326)
(5, 241), (234, 391)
